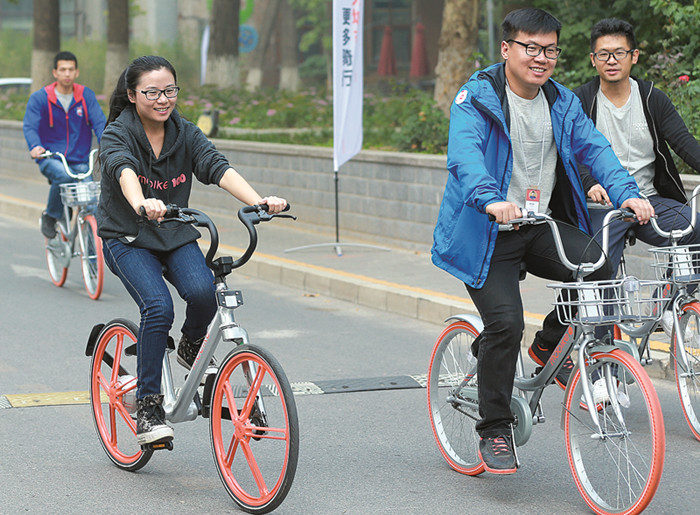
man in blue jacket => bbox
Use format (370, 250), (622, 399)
(23, 51), (106, 238)
(431, 8), (653, 475)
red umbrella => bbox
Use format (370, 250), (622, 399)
(377, 25), (397, 76)
(410, 22), (429, 78)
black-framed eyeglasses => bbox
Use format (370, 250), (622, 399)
(507, 39), (561, 60)
(139, 86), (180, 101)
(593, 49), (635, 62)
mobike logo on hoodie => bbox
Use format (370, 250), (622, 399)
(138, 173), (187, 190)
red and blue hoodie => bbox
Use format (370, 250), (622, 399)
(23, 81), (106, 164)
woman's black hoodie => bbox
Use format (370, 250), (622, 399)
(97, 105), (231, 251)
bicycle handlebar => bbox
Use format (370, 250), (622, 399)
(491, 209), (636, 278)
(649, 184), (700, 241)
(149, 203), (294, 277)
(36, 149), (98, 180)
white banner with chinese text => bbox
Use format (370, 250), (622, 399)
(333, 0), (364, 171)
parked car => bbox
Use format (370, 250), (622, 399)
(0, 77), (32, 93)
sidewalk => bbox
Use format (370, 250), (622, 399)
(0, 171), (673, 379)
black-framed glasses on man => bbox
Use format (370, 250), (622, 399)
(593, 49), (635, 62)
(507, 39), (561, 60)
(139, 86), (180, 101)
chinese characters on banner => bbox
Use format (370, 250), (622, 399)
(333, 0), (364, 172)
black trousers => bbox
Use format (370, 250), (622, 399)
(466, 221), (612, 437)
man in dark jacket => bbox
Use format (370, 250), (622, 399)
(574, 19), (700, 336)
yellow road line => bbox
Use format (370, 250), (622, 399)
(3, 391), (96, 407)
(2, 193), (675, 351)
(0, 192), (44, 207)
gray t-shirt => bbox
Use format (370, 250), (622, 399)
(505, 84), (558, 214)
(56, 92), (73, 112)
(596, 79), (656, 196)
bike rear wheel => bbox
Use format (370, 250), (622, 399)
(89, 319), (152, 471)
(672, 302), (700, 441)
(427, 321), (484, 476)
(45, 224), (68, 286)
(210, 344), (298, 514)
(563, 348), (664, 515)
(79, 214), (104, 300)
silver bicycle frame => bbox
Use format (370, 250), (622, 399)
(160, 281), (251, 424)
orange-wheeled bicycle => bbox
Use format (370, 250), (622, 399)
(86, 204), (299, 514)
(40, 149), (104, 300)
(427, 209), (666, 515)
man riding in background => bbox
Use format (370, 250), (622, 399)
(23, 51), (106, 239)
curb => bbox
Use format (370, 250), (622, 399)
(3, 197), (673, 380)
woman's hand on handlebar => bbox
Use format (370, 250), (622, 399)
(486, 201), (523, 228)
(257, 196), (287, 214)
(136, 198), (168, 222)
(621, 197), (654, 224)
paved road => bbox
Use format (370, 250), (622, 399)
(1, 214), (699, 514)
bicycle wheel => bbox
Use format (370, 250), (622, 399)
(210, 344), (299, 514)
(427, 321), (484, 476)
(89, 319), (153, 471)
(672, 302), (700, 441)
(78, 214), (104, 300)
(563, 348), (664, 515)
(45, 224), (68, 287)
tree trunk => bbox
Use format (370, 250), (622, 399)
(31, 0), (60, 94)
(433, 0), (480, 116)
(205, 0), (240, 88)
(178, 0), (208, 51)
(103, 0), (130, 96)
(279, 0), (300, 91)
(245, 0), (282, 91)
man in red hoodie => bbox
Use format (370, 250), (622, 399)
(23, 51), (106, 238)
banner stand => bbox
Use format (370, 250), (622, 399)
(284, 168), (390, 257)
(285, 0), (388, 257)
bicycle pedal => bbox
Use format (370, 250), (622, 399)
(141, 438), (173, 451)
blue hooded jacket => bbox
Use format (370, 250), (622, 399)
(23, 82), (106, 164)
(431, 63), (640, 289)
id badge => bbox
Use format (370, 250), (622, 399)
(525, 188), (540, 213)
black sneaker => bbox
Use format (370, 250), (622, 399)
(528, 342), (573, 389)
(176, 334), (217, 370)
(40, 211), (57, 239)
(136, 394), (174, 445)
(478, 434), (517, 474)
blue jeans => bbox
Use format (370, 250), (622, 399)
(590, 195), (700, 340)
(39, 158), (90, 219)
(103, 238), (217, 398)
(589, 195), (700, 277)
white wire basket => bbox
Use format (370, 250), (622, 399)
(649, 243), (700, 285)
(59, 182), (100, 207)
(548, 277), (666, 326)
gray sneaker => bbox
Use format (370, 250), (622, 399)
(136, 394), (173, 445)
(40, 211), (57, 239)
(478, 434), (517, 474)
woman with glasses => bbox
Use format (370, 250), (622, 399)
(96, 55), (287, 445)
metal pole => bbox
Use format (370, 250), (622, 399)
(335, 169), (340, 244)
